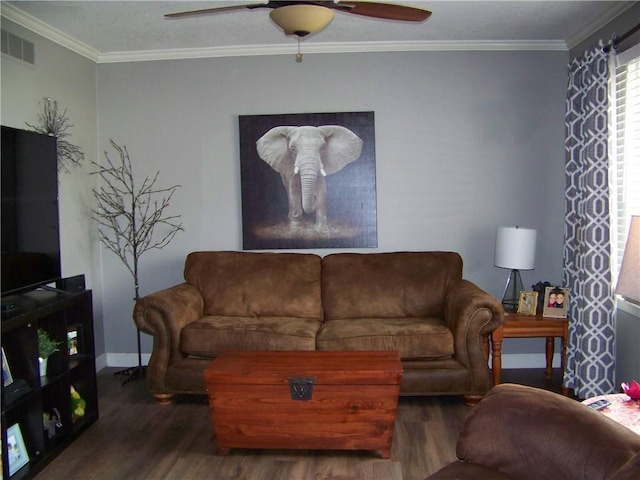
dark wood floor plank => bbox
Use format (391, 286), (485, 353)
(34, 367), (564, 480)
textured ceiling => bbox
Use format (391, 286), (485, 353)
(3, 1), (637, 60)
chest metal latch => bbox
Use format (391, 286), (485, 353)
(288, 377), (315, 401)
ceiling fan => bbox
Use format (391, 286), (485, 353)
(165, 1), (432, 37)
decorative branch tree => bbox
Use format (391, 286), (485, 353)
(26, 97), (85, 173)
(91, 139), (183, 383)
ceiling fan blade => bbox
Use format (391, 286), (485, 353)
(335, 1), (431, 22)
(165, 2), (269, 19)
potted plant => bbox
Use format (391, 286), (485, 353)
(38, 328), (61, 377)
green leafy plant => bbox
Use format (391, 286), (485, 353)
(38, 328), (62, 359)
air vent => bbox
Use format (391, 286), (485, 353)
(1, 29), (35, 64)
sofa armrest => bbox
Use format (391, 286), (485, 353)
(444, 280), (504, 391)
(455, 384), (640, 480)
(133, 283), (204, 393)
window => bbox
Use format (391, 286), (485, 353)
(609, 44), (640, 283)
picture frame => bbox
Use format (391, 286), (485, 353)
(517, 291), (538, 316)
(7, 423), (29, 476)
(239, 111), (377, 250)
(543, 286), (569, 318)
(2, 347), (13, 387)
(67, 325), (82, 356)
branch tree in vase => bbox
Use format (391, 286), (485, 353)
(91, 139), (183, 384)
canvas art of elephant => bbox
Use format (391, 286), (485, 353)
(256, 125), (363, 232)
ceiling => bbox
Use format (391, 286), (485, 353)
(2, 1), (637, 62)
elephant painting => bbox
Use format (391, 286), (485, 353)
(256, 125), (363, 232)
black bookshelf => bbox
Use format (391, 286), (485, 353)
(1, 287), (98, 479)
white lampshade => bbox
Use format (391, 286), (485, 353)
(494, 226), (537, 270)
(616, 216), (640, 304)
(269, 5), (334, 36)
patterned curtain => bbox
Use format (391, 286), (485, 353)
(563, 42), (615, 398)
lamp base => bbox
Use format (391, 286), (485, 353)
(501, 269), (524, 312)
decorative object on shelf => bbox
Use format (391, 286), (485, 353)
(542, 286), (569, 318)
(91, 139), (183, 385)
(616, 215), (639, 305)
(621, 380), (640, 401)
(25, 97), (85, 173)
(67, 325), (82, 356)
(494, 226), (537, 312)
(531, 280), (552, 313)
(70, 385), (86, 422)
(37, 328), (62, 377)
(7, 423), (29, 476)
(2, 347), (13, 387)
(42, 408), (63, 439)
(517, 291), (538, 316)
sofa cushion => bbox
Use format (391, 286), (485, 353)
(321, 252), (463, 320)
(316, 318), (454, 359)
(181, 316), (321, 356)
(184, 251), (322, 319)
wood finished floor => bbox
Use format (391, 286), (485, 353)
(34, 367), (567, 480)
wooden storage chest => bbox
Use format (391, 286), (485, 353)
(204, 350), (403, 458)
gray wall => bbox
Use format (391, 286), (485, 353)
(1, 18), (105, 362)
(96, 50), (568, 365)
(3, 6), (636, 376)
(616, 303), (640, 385)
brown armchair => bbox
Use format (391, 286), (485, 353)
(426, 384), (640, 480)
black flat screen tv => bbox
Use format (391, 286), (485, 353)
(1, 125), (61, 295)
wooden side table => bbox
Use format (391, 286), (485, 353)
(490, 312), (569, 396)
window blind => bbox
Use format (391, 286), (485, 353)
(610, 44), (640, 281)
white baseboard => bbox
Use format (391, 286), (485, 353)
(499, 353), (562, 369)
(95, 353), (558, 372)
(95, 353), (108, 371)
(95, 353), (151, 371)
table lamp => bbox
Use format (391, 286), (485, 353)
(494, 226), (537, 312)
(616, 215), (639, 305)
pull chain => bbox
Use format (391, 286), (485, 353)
(296, 37), (303, 63)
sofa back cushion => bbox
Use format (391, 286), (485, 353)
(184, 251), (322, 319)
(322, 252), (463, 320)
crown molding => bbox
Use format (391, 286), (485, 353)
(96, 39), (568, 64)
(1, 2), (99, 62)
(2, 2), (567, 65)
(565, 1), (638, 50)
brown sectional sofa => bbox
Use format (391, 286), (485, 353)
(133, 251), (504, 404)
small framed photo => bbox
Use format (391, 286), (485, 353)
(543, 286), (569, 318)
(2, 347), (13, 387)
(67, 325), (82, 356)
(7, 423), (30, 476)
(517, 291), (538, 316)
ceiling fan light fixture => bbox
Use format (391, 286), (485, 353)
(269, 4), (334, 37)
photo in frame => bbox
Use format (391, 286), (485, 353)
(239, 111), (377, 250)
(517, 291), (538, 316)
(2, 347), (13, 387)
(67, 325), (82, 356)
(7, 423), (29, 476)
(543, 286), (569, 318)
